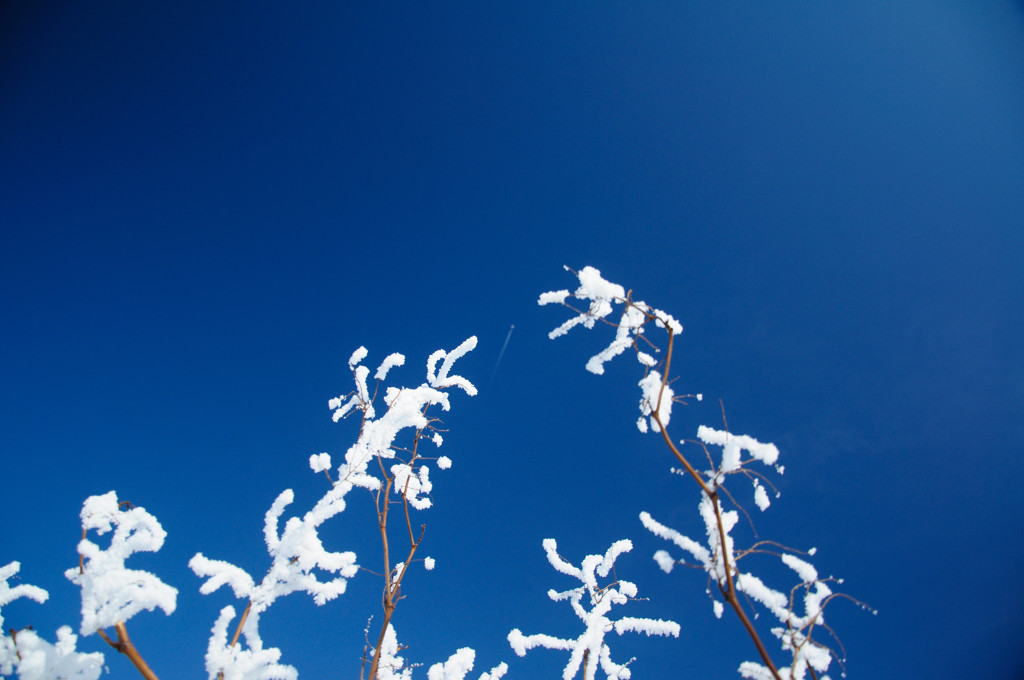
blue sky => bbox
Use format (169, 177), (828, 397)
(2, 1), (1023, 678)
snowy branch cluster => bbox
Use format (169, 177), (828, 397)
(1, 491), (177, 680)
(540, 265), (862, 680)
(1, 265), (862, 680)
(508, 539), (679, 680)
(1, 339), (497, 680)
(188, 338), (483, 680)
(1, 562), (102, 680)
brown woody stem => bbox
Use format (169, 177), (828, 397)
(651, 325), (783, 680)
(98, 622), (160, 680)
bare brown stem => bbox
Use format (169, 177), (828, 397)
(228, 600), (253, 649)
(368, 471), (396, 680)
(97, 622), (160, 680)
(649, 326), (784, 680)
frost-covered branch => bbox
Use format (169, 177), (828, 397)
(508, 538), (679, 680)
(367, 625), (506, 680)
(1, 562), (104, 680)
(190, 339), (478, 680)
(190, 480), (359, 679)
(66, 492), (178, 637)
(541, 266), (865, 680)
(60, 492), (177, 680)
(330, 339), (479, 680)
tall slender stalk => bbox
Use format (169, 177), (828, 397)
(649, 325), (784, 680)
(367, 415), (431, 679)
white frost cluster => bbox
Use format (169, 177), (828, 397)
(636, 370), (673, 433)
(736, 554), (836, 680)
(697, 425), (781, 490)
(309, 452), (331, 473)
(539, 266), (684, 430)
(1, 561), (49, 638)
(4, 626), (104, 680)
(64, 491), (178, 636)
(2, 563), (105, 680)
(204, 605), (296, 680)
(508, 539), (679, 679)
(641, 429), (840, 679)
(372, 626), (507, 680)
(192, 340), (477, 680)
(190, 484), (358, 680)
(328, 338), (477, 505)
(373, 624), (412, 680)
(2, 562), (105, 680)
(391, 463), (433, 510)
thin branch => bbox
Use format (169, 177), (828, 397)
(98, 622), (160, 680)
(650, 329), (784, 680)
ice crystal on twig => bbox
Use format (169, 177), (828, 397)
(65, 491), (178, 636)
(508, 538), (679, 679)
(2, 563), (104, 680)
(543, 266), (864, 680)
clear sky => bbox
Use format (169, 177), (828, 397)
(2, 1), (1023, 679)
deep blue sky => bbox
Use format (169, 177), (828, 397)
(2, 1), (1023, 679)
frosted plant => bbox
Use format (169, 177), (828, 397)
(733, 554), (840, 680)
(1, 562), (49, 676)
(369, 624), (412, 680)
(203, 605), (297, 680)
(191, 339), (478, 680)
(65, 491), (178, 637)
(3, 627), (104, 680)
(1, 561), (104, 680)
(326, 339), (478, 680)
(508, 539), (679, 680)
(56, 491), (176, 679)
(367, 625), (507, 680)
(190, 481), (358, 680)
(329, 338), (477, 499)
(541, 266), (867, 680)
(639, 432), (851, 680)
(427, 648), (507, 680)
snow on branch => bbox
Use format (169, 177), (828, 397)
(0, 562), (49, 625)
(542, 266), (864, 680)
(735, 554), (846, 680)
(426, 648), (478, 680)
(371, 624), (412, 680)
(3, 626), (104, 680)
(332, 338), (478, 498)
(1, 562), (104, 679)
(204, 605), (297, 680)
(697, 425), (781, 491)
(368, 625), (504, 680)
(427, 336), (478, 396)
(64, 491), (178, 637)
(191, 340), (478, 680)
(508, 538), (679, 680)
(539, 266), (691, 432)
(640, 427), (854, 678)
(190, 483), (358, 679)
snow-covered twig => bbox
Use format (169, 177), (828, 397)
(63, 492), (177, 680)
(191, 339), (479, 680)
(508, 538), (679, 679)
(1, 562), (105, 680)
(541, 266), (866, 680)
(368, 625), (506, 680)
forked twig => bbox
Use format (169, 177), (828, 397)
(98, 622), (160, 680)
